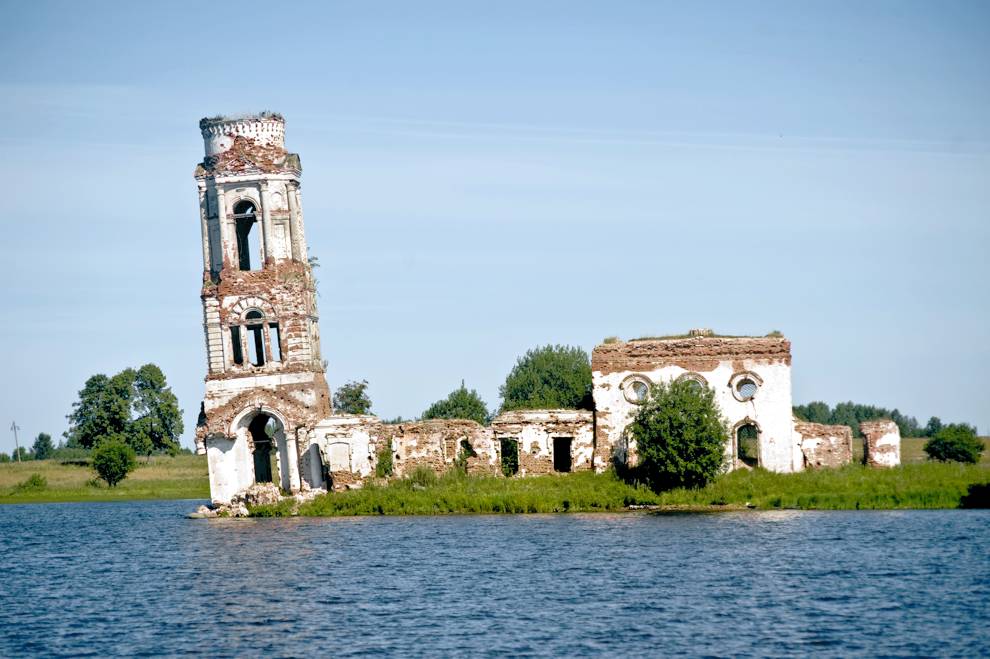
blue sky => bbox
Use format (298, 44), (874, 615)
(1, 0), (988, 452)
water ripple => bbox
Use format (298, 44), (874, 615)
(0, 504), (988, 656)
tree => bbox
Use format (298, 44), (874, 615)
(32, 433), (54, 461)
(129, 364), (184, 455)
(422, 382), (490, 425)
(924, 416), (944, 438)
(64, 365), (184, 454)
(91, 439), (138, 487)
(628, 379), (729, 491)
(499, 344), (592, 411)
(11, 446), (32, 462)
(924, 424), (984, 464)
(333, 380), (372, 414)
(0, 452), (10, 463)
(64, 373), (131, 448)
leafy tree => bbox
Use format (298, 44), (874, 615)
(92, 439), (138, 487)
(499, 344), (593, 411)
(64, 373), (131, 448)
(924, 424), (984, 464)
(628, 379), (729, 491)
(924, 416), (944, 438)
(129, 364), (184, 455)
(11, 446), (32, 461)
(333, 380), (372, 415)
(0, 452), (10, 463)
(64, 365), (183, 454)
(32, 433), (54, 460)
(422, 382), (490, 425)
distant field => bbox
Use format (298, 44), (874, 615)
(0, 454), (209, 504)
(856, 437), (990, 465)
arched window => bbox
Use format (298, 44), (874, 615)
(233, 200), (261, 271)
(229, 307), (282, 368)
(245, 310), (266, 367)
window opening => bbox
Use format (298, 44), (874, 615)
(500, 439), (519, 477)
(268, 323), (282, 362)
(553, 437), (572, 472)
(736, 378), (759, 401)
(233, 200), (261, 271)
(230, 326), (244, 365)
(245, 310), (266, 367)
(737, 423), (759, 468)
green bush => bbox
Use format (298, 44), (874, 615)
(499, 345), (593, 411)
(628, 379), (729, 491)
(247, 499), (296, 517)
(924, 425), (984, 464)
(14, 473), (48, 492)
(375, 439), (394, 478)
(408, 465), (438, 488)
(91, 439), (138, 487)
(422, 382), (490, 425)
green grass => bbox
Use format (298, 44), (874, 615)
(0, 454), (209, 504)
(299, 462), (990, 517)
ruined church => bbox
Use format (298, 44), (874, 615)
(194, 113), (901, 505)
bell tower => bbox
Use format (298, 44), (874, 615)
(193, 112), (332, 504)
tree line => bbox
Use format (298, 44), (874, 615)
(792, 401), (976, 438)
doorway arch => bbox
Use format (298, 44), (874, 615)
(232, 407), (293, 491)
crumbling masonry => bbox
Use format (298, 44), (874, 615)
(193, 114), (900, 506)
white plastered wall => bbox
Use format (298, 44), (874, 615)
(594, 360), (801, 473)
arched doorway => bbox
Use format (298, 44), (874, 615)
(735, 420), (760, 468)
(234, 408), (295, 491)
(248, 414), (278, 484)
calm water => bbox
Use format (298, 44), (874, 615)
(1, 502), (988, 657)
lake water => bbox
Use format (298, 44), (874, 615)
(1, 501), (988, 657)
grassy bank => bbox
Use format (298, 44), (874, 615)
(297, 462), (990, 517)
(0, 454), (209, 504)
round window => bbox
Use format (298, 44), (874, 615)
(736, 378), (758, 400)
(622, 376), (652, 404)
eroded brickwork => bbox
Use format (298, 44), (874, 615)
(194, 113), (332, 505)
(795, 421), (854, 469)
(860, 420), (901, 468)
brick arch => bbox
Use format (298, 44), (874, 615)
(228, 296), (276, 320)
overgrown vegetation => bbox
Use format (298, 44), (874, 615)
(375, 439), (394, 478)
(499, 344), (593, 411)
(246, 499), (297, 517)
(628, 379), (728, 491)
(792, 400), (974, 439)
(298, 463), (990, 516)
(924, 424), (984, 464)
(422, 382), (490, 424)
(333, 379), (373, 414)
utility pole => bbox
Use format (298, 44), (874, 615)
(10, 421), (21, 462)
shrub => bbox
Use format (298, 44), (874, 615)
(628, 379), (729, 491)
(0, 452), (9, 463)
(91, 439), (138, 487)
(14, 473), (48, 492)
(499, 345), (593, 411)
(924, 424), (984, 464)
(375, 439), (394, 478)
(408, 465), (438, 488)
